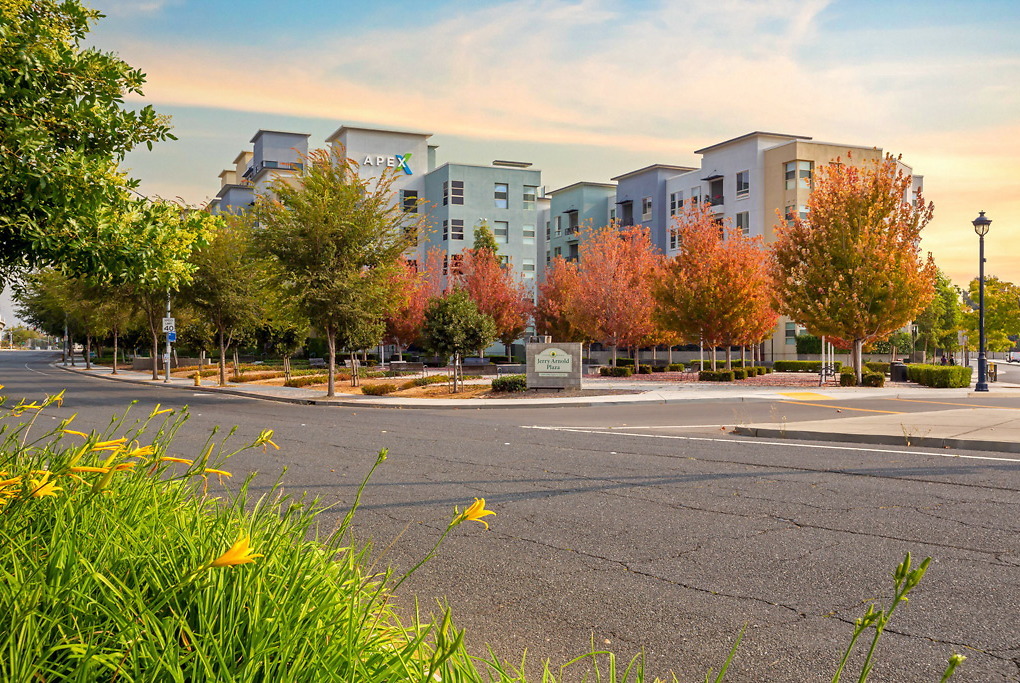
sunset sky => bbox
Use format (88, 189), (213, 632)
(95, 0), (1018, 289)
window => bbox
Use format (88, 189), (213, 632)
(567, 211), (578, 234)
(736, 171), (749, 198)
(494, 221), (509, 243)
(690, 187), (701, 205)
(669, 191), (684, 216)
(400, 189), (418, 213)
(554, 246), (562, 258)
(522, 258), (535, 279)
(736, 212), (750, 235)
(450, 253), (464, 275)
(785, 161), (813, 190)
(609, 207), (616, 223)
(450, 219), (464, 240)
(785, 322), (797, 345)
(498, 254), (510, 267)
(442, 220), (448, 241)
(442, 254), (448, 275)
(494, 183), (508, 208)
(406, 259), (418, 272)
(442, 181), (448, 206)
(404, 225), (419, 247)
(450, 180), (464, 205)
(546, 250), (551, 265)
(620, 202), (633, 225)
(523, 185), (537, 209)
(545, 221), (551, 241)
(523, 224), (535, 245)
(554, 215), (562, 236)
(784, 205), (809, 223)
(669, 228), (678, 251)
(641, 197), (652, 221)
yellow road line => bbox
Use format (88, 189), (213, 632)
(776, 400), (904, 414)
(887, 398), (1020, 410)
(777, 392), (835, 401)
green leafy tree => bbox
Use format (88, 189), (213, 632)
(962, 276), (1020, 355)
(771, 153), (937, 383)
(472, 222), (500, 255)
(0, 0), (178, 282)
(256, 148), (424, 396)
(914, 270), (961, 360)
(185, 217), (270, 386)
(419, 290), (497, 393)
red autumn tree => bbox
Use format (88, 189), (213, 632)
(574, 225), (660, 366)
(535, 255), (585, 342)
(653, 201), (775, 370)
(771, 153), (936, 382)
(457, 246), (534, 359)
(384, 248), (446, 360)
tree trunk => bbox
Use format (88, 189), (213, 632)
(218, 331), (227, 387)
(453, 351), (460, 393)
(112, 330), (119, 375)
(505, 341), (512, 361)
(668, 345), (673, 364)
(150, 331), (158, 380)
(283, 355), (292, 383)
(711, 346), (717, 371)
(397, 345), (404, 362)
(611, 345), (618, 367)
(725, 344), (732, 371)
(233, 348), (240, 381)
(326, 331), (336, 398)
(854, 339), (864, 384)
(740, 345), (746, 368)
(350, 351), (360, 387)
(85, 334), (92, 370)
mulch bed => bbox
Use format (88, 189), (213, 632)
(586, 371), (841, 388)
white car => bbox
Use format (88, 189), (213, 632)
(1008, 351), (1020, 363)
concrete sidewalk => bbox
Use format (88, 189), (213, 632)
(734, 408), (1020, 454)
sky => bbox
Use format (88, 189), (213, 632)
(57, 0), (1020, 293)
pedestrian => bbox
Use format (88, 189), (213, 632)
(949, 356), (956, 366)
(940, 355), (947, 366)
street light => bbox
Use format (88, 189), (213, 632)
(973, 211), (992, 392)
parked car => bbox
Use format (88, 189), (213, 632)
(1008, 351), (1020, 363)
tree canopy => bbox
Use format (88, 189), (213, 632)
(0, 0), (180, 282)
(771, 153), (937, 381)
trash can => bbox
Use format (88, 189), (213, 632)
(890, 362), (908, 383)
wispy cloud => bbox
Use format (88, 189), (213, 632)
(110, 0), (1018, 284)
(95, 0), (183, 17)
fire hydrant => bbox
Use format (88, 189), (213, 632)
(193, 372), (201, 387)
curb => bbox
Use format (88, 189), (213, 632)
(731, 425), (1020, 455)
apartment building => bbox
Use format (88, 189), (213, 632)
(206, 127), (921, 361)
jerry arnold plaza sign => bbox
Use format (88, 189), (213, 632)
(526, 341), (582, 390)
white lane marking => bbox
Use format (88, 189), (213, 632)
(522, 425), (1020, 464)
(25, 363), (53, 375)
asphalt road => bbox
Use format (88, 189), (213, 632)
(3, 351), (1019, 682)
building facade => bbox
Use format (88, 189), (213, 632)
(205, 127), (921, 362)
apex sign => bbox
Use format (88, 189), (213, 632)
(361, 153), (413, 175)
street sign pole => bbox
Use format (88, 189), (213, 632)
(164, 291), (172, 383)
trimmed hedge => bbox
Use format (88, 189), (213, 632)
(651, 365), (667, 373)
(839, 368), (887, 388)
(862, 372), (885, 388)
(667, 363), (685, 372)
(491, 374), (527, 392)
(906, 364), (973, 388)
(774, 360), (843, 373)
(600, 366), (633, 377)
(732, 368), (748, 380)
(361, 383), (398, 395)
(637, 364), (653, 374)
(865, 362), (891, 375)
(840, 368), (857, 386)
(699, 370), (735, 382)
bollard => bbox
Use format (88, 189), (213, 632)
(193, 372), (201, 387)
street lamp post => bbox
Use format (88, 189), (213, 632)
(973, 211), (992, 392)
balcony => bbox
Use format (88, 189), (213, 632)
(708, 194), (724, 207)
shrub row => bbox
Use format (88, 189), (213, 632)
(839, 368), (886, 387)
(491, 374), (528, 392)
(600, 366), (633, 377)
(774, 360), (843, 373)
(865, 362), (891, 375)
(361, 383), (398, 395)
(699, 370), (735, 382)
(906, 364), (973, 388)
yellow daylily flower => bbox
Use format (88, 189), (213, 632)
(210, 534), (263, 568)
(203, 468), (232, 477)
(126, 445), (155, 459)
(29, 472), (62, 498)
(61, 429), (90, 438)
(113, 462), (136, 471)
(149, 405), (174, 418)
(0, 476), (22, 488)
(254, 429), (280, 451)
(69, 466), (109, 474)
(454, 498), (496, 529)
(91, 438), (128, 453)
(157, 456), (193, 465)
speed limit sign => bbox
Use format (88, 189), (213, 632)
(162, 317), (176, 333)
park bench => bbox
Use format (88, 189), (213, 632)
(308, 358), (326, 369)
